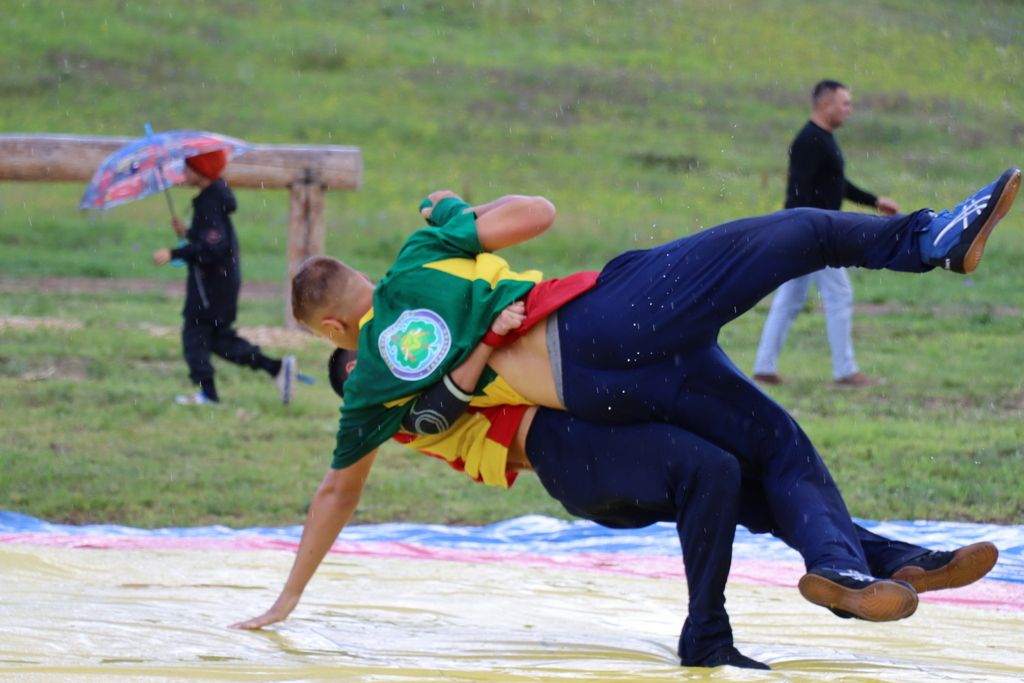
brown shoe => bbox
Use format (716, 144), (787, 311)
(833, 372), (885, 388)
(798, 569), (918, 622)
(753, 372), (783, 385)
(891, 542), (999, 593)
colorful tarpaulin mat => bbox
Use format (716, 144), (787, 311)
(1, 513), (1023, 681)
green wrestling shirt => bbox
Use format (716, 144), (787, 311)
(333, 197), (541, 468)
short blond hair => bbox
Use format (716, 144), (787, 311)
(291, 256), (364, 326)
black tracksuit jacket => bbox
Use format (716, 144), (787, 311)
(785, 120), (878, 211)
(170, 179), (241, 323)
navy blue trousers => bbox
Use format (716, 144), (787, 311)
(548, 208), (935, 661)
(526, 413), (741, 665)
(182, 317), (271, 384)
(526, 409), (929, 664)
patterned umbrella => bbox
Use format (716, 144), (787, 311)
(79, 128), (249, 211)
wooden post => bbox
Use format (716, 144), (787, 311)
(0, 134), (361, 326)
(285, 171), (326, 329)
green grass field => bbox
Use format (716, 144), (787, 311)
(1, 0), (1023, 527)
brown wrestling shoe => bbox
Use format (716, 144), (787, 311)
(799, 568), (918, 622)
(753, 372), (783, 385)
(833, 372), (885, 388)
(890, 542), (998, 593)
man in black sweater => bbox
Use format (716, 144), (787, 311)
(152, 149), (297, 405)
(753, 80), (899, 387)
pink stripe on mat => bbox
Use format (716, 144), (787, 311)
(2, 532), (1021, 611)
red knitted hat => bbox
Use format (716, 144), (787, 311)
(185, 148), (228, 180)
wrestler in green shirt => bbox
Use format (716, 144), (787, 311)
(333, 197), (541, 467)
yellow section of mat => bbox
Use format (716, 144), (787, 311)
(1, 545), (1022, 681)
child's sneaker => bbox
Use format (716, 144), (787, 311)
(798, 567), (918, 621)
(920, 167), (1021, 273)
(175, 390), (215, 405)
(276, 355), (297, 405)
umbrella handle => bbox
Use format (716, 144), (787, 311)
(161, 184), (179, 222)
(145, 122), (178, 222)
(153, 163), (178, 222)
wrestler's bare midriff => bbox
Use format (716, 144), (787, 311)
(487, 319), (565, 410)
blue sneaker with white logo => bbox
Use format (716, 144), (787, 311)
(920, 167), (1021, 273)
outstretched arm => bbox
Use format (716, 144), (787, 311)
(229, 450), (378, 630)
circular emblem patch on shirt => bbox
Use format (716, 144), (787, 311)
(378, 309), (452, 381)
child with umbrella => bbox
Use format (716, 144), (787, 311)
(152, 149), (297, 405)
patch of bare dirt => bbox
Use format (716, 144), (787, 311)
(1, 313), (314, 351)
(0, 316), (83, 331)
(139, 323), (316, 350)
(0, 276), (281, 300)
(2, 357), (90, 382)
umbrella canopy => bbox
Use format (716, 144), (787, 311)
(79, 130), (249, 211)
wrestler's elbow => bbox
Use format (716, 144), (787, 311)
(478, 196), (556, 250)
(529, 196), (556, 233)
